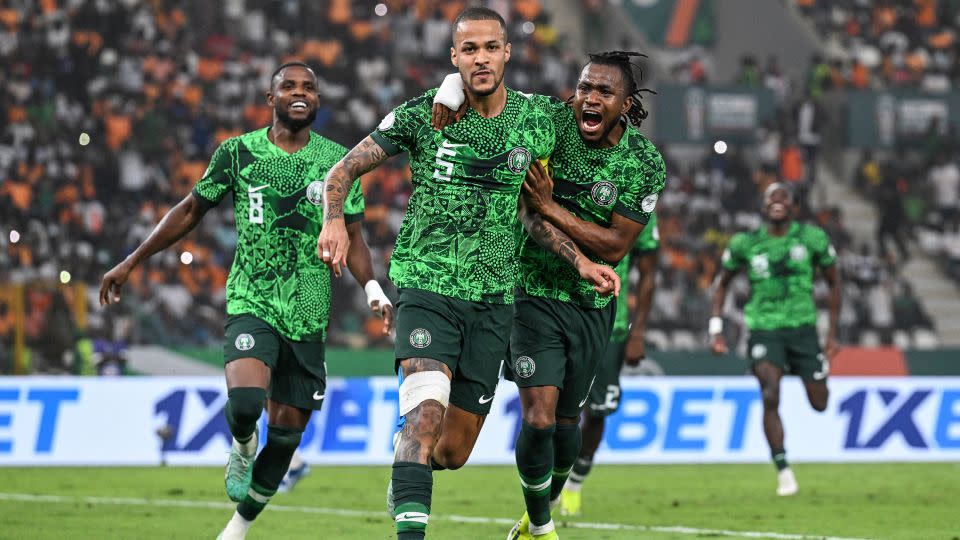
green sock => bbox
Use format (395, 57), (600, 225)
(392, 462), (432, 540)
(566, 457), (593, 491)
(515, 422), (556, 528)
(772, 449), (789, 471)
(550, 423), (581, 501)
(237, 425), (302, 521)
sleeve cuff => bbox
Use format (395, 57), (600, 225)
(191, 188), (219, 210)
(370, 131), (402, 156)
(613, 202), (649, 224)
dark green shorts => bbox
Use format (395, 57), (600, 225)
(394, 288), (512, 415)
(224, 314), (327, 411)
(509, 295), (615, 418)
(586, 339), (626, 417)
(747, 325), (828, 381)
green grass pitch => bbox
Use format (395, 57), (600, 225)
(0, 463), (956, 539)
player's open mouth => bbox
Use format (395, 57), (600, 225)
(769, 203), (787, 215)
(581, 110), (603, 133)
(472, 70), (492, 80)
(290, 101), (309, 111)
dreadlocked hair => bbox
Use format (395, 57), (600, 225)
(586, 50), (655, 128)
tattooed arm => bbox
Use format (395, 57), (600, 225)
(519, 199), (621, 297)
(318, 136), (389, 276)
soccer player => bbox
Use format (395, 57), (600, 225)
(99, 62), (393, 540)
(315, 8), (619, 540)
(710, 182), (840, 496)
(558, 212), (659, 516)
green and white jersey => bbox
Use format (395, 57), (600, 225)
(722, 221), (836, 331)
(192, 127), (365, 342)
(519, 97), (666, 309)
(371, 88), (556, 304)
(610, 212), (660, 342)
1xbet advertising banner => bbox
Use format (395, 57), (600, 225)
(0, 377), (958, 465)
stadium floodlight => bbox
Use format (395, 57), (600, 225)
(374, 3), (387, 16)
(180, 251), (193, 265)
(59, 270), (71, 284)
(522, 21), (536, 34)
(713, 140), (728, 155)
(79, 132), (90, 146)
(9, 230), (19, 243)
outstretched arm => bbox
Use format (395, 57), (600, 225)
(709, 268), (737, 355)
(519, 199), (620, 297)
(318, 137), (390, 276)
(100, 193), (209, 305)
(623, 250), (658, 366)
(524, 160), (645, 264)
(346, 221), (394, 335)
(822, 264), (841, 358)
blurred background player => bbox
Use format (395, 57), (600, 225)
(99, 62), (393, 540)
(316, 8), (616, 540)
(558, 212), (659, 516)
(710, 182), (840, 497)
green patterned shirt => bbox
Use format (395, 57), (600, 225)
(519, 97), (666, 309)
(610, 212), (660, 342)
(192, 128), (365, 341)
(722, 221), (837, 331)
(371, 88), (556, 304)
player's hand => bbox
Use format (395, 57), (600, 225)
(624, 332), (646, 366)
(317, 219), (349, 277)
(710, 334), (728, 355)
(431, 100), (468, 131)
(371, 300), (395, 335)
(522, 160), (554, 214)
(824, 335), (840, 359)
(99, 260), (134, 306)
(577, 260), (620, 297)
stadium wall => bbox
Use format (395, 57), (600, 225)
(1, 376), (958, 466)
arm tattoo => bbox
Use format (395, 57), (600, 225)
(520, 202), (584, 268)
(324, 137), (389, 222)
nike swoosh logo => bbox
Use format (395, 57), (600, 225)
(442, 140), (468, 148)
(248, 184), (269, 192)
(578, 375), (597, 408)
(312, 391), (325, 400)
(578, 395), (589, 408)
(478, 394), (494, 404)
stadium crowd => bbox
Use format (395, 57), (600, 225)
(795, 0), (960, 92)
(0, 0), (943, 374)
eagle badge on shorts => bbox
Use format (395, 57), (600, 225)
(515, 356), (536, 378)
(409, 328), (432, 349)
(235, 333), (255, 351)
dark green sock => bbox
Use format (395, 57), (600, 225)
(237, 425), (302, 521)
(392, 462), (432, 540)
(772, 449), (789, 471)
(567, 456), (593, 489)
(515, 421), (556, 527)
(550, 423), (581, 501)
(225, 387), (265, 442)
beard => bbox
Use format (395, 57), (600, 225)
(276, 106), (317, 132)
(466, 70), (504, 97)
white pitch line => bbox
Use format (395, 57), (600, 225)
(0, 492), (871, 540)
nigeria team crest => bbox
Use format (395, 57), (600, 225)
(515, 356), (536, 378)
(507, 147), (532, 173)
(409, 328), (432, 349)
(591, 181), (618, 207)
(235, 333), (255, 351)
(306, 180), (325, 205)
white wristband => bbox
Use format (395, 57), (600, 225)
(708, 316), (723, 336)
(364, 280), (391, 309)
(434, 73), (466, 111)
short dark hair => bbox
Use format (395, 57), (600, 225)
(586, 50), (653, 128)
(452, 7), (508, 45)
(270, 61), (317, 91)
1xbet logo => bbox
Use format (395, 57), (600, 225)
(839, 388), (960, 449)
